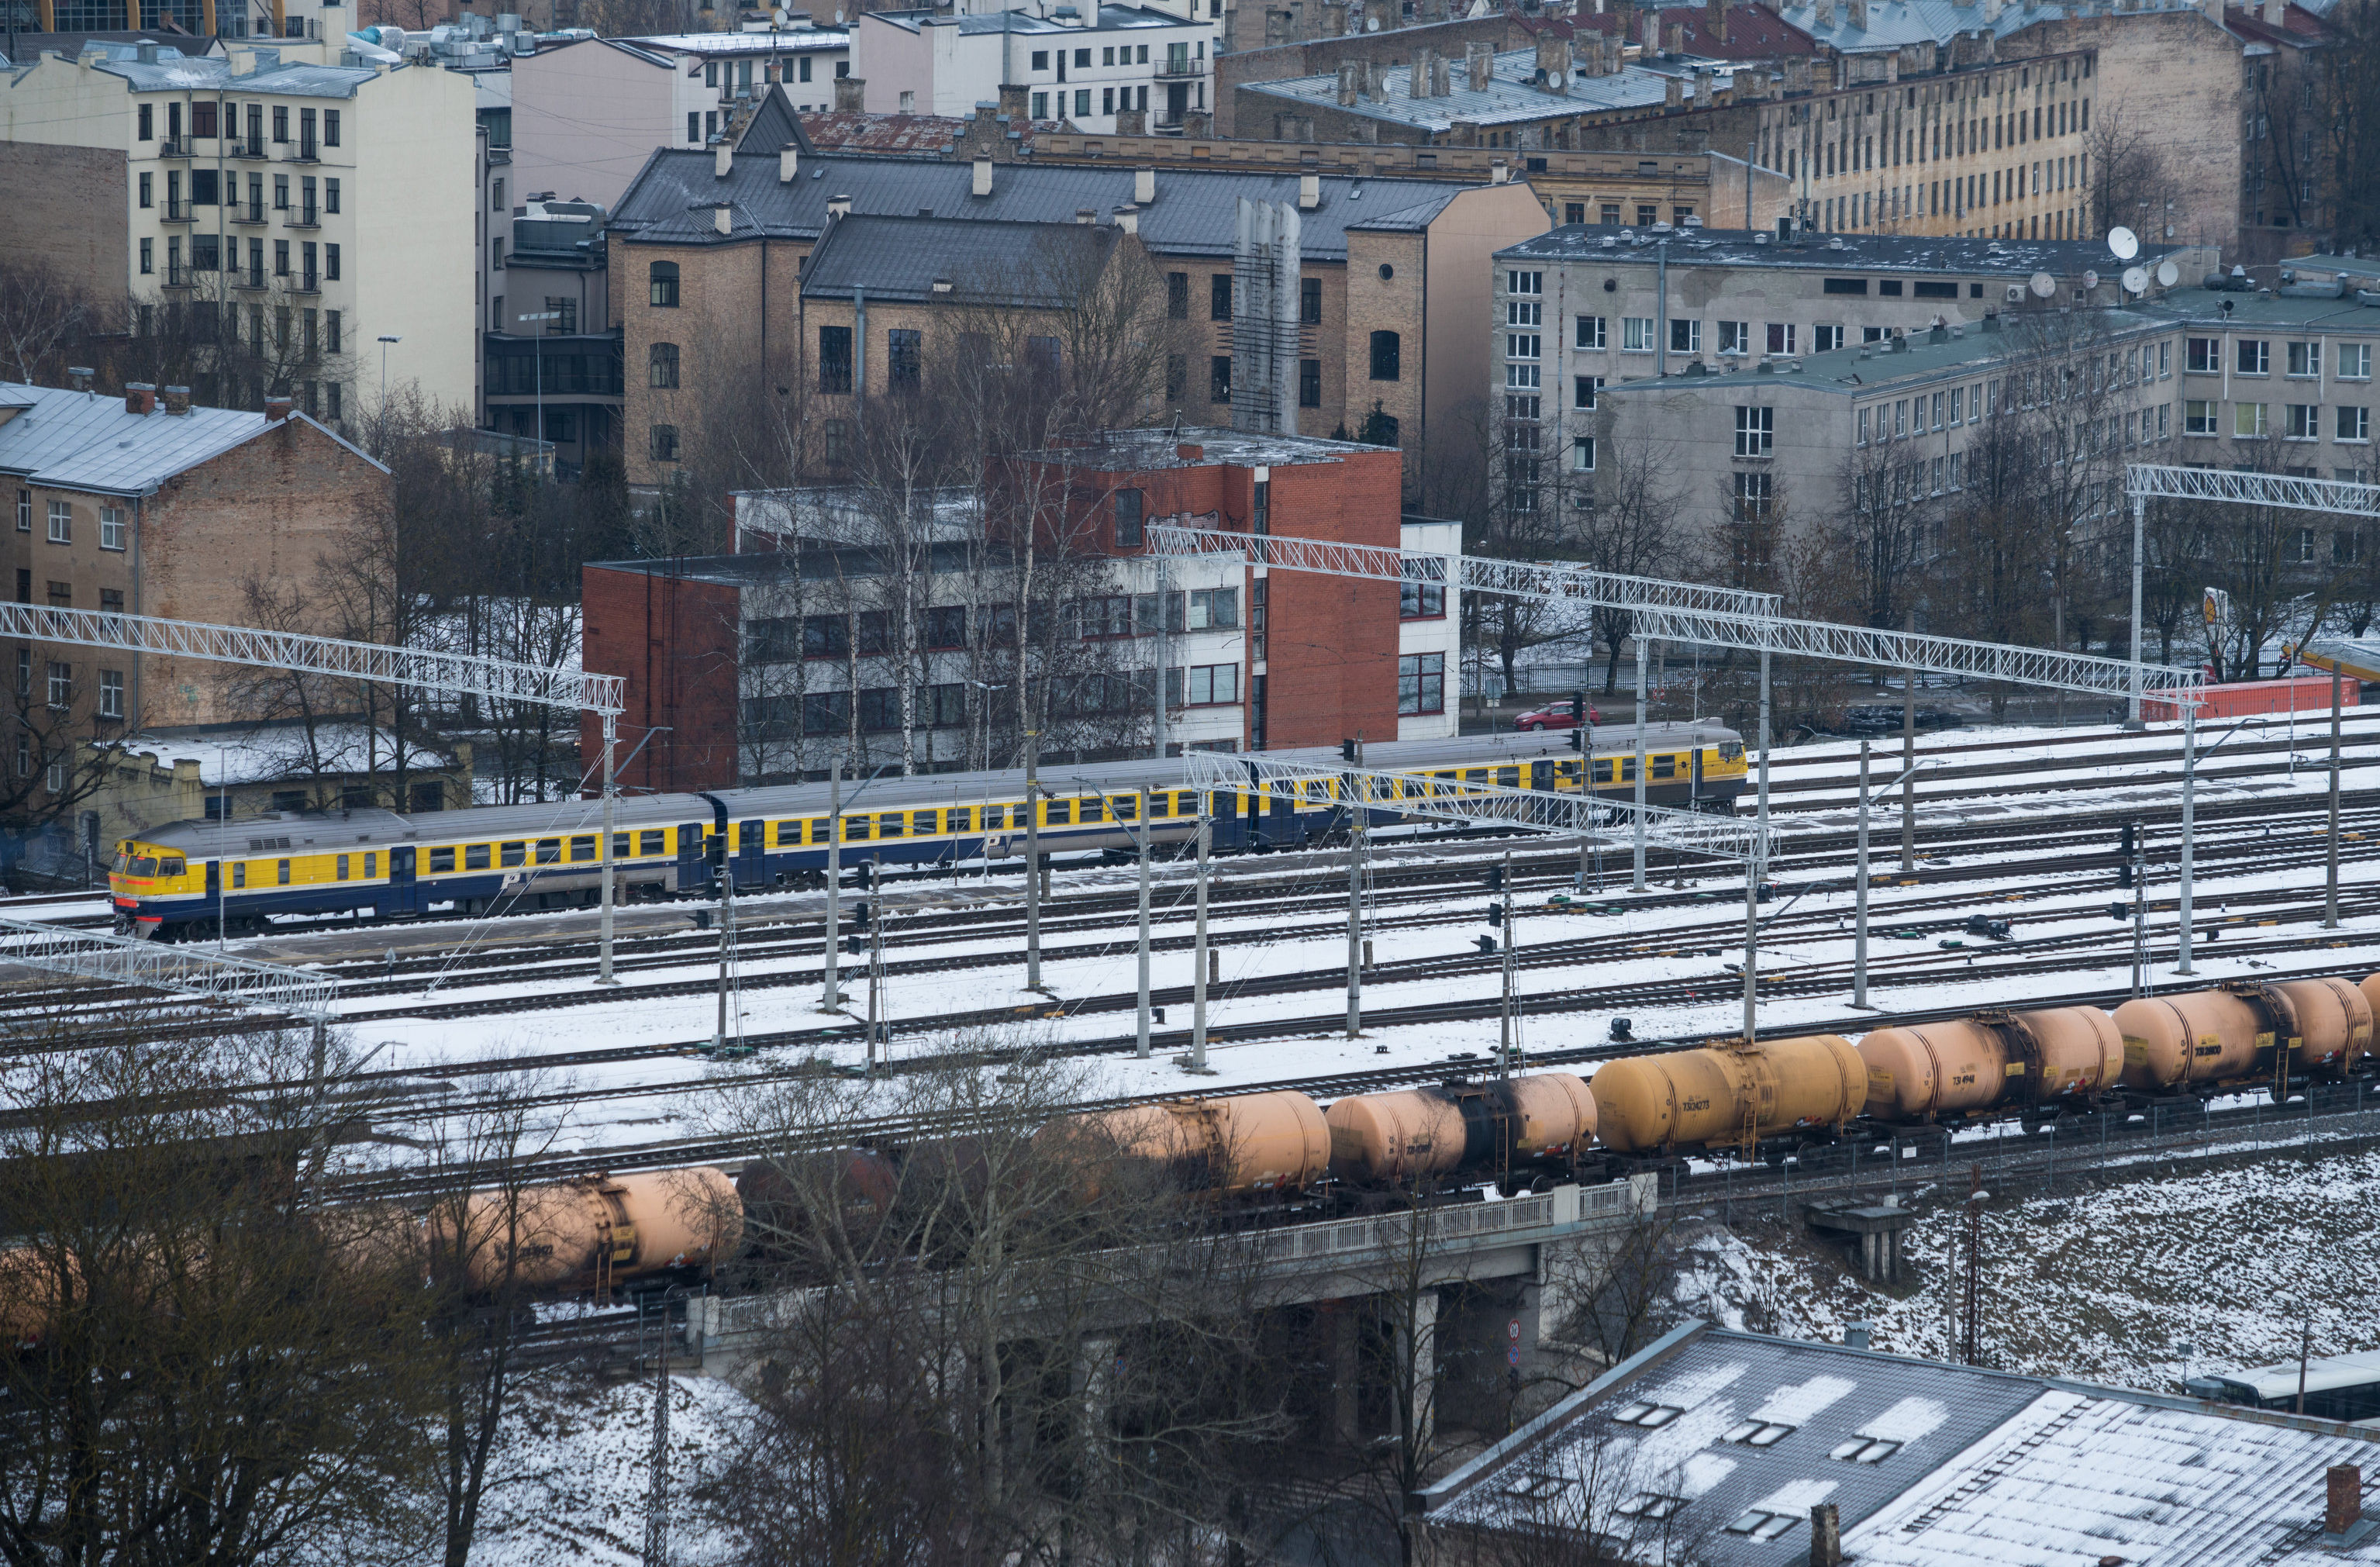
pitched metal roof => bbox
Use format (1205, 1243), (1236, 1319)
(1242, 46), (1674, 132)
(0, 381), (379, 497)
(1771, 0), (2240, 53)
(798, 212), (1116, 305)
(867, 3), (1202, 33)
(81, 48), (385, 97)
(614, 27), (850, 53)
(1499, 223), (2194, 278)
(609, 146), (1474, 258)
(1523, 5), (1823, 58)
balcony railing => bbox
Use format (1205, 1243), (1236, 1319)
(288, 205), (319, 228)
(162, 264), (190, 288)
(230, 267), (267, 290)
(231, 136), (267, 158)
(291, 138), (318, 161)
(229, 201), (267, 224)
(160, 198), (194, 222)
(154, 136), (188, 158)
(294, 271), (319, 294)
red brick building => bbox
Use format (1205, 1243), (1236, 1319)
(579, 428), (1440, 790)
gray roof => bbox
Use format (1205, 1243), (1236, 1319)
(1243, 47), (1671, 132)
(0, 381), (351, 497)
(614, 29), (849, 53)
(609, 147), (1476, 259)
(1499, 223), (2195, 278)
(1425, 1323), (2380, 1566)
(1773, 0), (2212, 54)
(1604, 307), (2164, 394)
(869, 4), (1202, 34)
(78, 46), (385, 98)
(798, 213), (1116, 305)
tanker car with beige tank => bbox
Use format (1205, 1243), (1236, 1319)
(434, 1167), (743, 1291)
(1323, 1073), (1597, 1188)
(1856, 1007), (2126, 1127)
(2113, 978), (2372, 1096)
(1588, 1035), (1866, 1161)
(1039, 1090), (1333, 1201)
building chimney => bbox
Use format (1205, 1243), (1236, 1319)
(1539, 36), (1571, 91)
(1364, 59), (1386, 98)
(123, 382), (157, 416)
(779, 142), (800, 181)
(1466, 39), (1492, 91)
(1708, 0), (1727, 43)
(1299, 171), (1321, 208)
(973, 155), (995, 195)
(713, 138), (733, 178)
(264, 395), (293, 422)
(2328, 1466), (2364, 1538)
(1113, 202), (1139, 233)
(1809, 1503), (1843, 1567)
(1410, 47), (1429, 95)
(1135, 165), (1156, 203)
(162, 385), (191, 416)
(1491, 156), (1510, 182)
(1844, 1320), (1871, 1350)
(66, 366), (95, 394)
(1075, 206), (1095, 223)
(713, 201), (733, 234)
(998, 81), (1030, 120)
(834, 74), (864, 112)
(1432, 53), (1453, 94)
(1338, 60), (1361, 105)
(827, 192), (852, 217)
(2262, 0), (2283, 21)
(1176, 442), (1204, 461)
(1664, 73), (1683, 106)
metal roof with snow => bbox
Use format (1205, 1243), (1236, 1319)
(1240, 46), (1672, 133)
(796, 212), (1116, 305)
(0, 381), (322, 497)
(1424, 1322), (2380, 1566)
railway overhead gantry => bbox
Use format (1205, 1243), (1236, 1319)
(1149, 523), (2210, 1034)
(0, 604), (629, 986)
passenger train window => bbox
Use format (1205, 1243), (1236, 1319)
(1619, 759), (1637, 782)
(430, 847), (456, 872)
(640, 829), (666, 856)
(1652, 756), (1676, 779)
(948, 807), (971, 832)
(611, 834), (630, 858)
(364, 852), (376, 878)
(846, 816), (871, 840)
(1081, 797), (1105, 823)
(466, 844), (491, 870)
(570, 837), (595, 861)
(232, 864), (247, 889)
(1592, 761), (1615, 784)
(873, 813), (902, 837)
(278, 859), (291, 885)
(774, 820), (800, 845)
(160, 858), (185, 878)
(500, 842), (526, 868)
(535, 839), (561, 865)
(336, 854), (350, 881)
(912, 810), (936, 834)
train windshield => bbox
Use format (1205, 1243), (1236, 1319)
(129, 856), (160, 878)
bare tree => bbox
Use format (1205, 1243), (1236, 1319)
(2082, 101), (2182, 245)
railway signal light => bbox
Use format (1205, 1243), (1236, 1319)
(2108, 900), (2133, 923)
(1475, 934), (1499, 954)
(2117, 822), (2137, 888)
(1486, 900), (1507, 927)
(1484, 865), (1506, 892)
(1341, 738), (1358, 764)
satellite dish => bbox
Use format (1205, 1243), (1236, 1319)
(2083, 269), (2100, 291)
(2029, 271), (2057, 298)
(2123, 265), (2150, 295)
(2108, 225), (2140, 261)
(2157, 259), (2181, 288)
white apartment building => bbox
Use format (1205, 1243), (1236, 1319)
(857, 2), (1212, 133)
(508, 26), (850, 209)
(0, 37), (478, 426)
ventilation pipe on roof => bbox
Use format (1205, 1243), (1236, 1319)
(780, 142), (800, 181)
(162, 385), (191, 415)
(714, 202), (733, 234)
(827, 192), (852, 217)
(124, 382), (156, 415)
(1809, 1503), (1844, 1567)
(713, 138), (733, 178)
(1490, 157), (1510, 182)
(1299, 171), (1320, 208)
(1135, 165), (1156, 203)
(973, 155), (994, 195)
(265, 395), (294, 422)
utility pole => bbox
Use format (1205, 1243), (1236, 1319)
(1960, 1168), (1987, 1367)
(1189, 808), (1212, 1074)
(1025, 716), (1044, 992)
(867, 858), (885, 1071)
(1136, 786), (1153, 1058)
(1854, 740), (1871, 1008)
(2129, 820), (2148, 998)
(2127, 492), (2147, 730)
(644, 1306), (671, 1567)
(1632, 637), (1649, 891)
(1900, 609), (1916, 874)
(711, 815), (735, 1051)
(2178, 702), (2198, 974)
(822, 758), (843, 1010)
(597, 709), (618, 985)
(2327, 667), (2343, 929)
(1744, 644), (1771, 1044)
(1345, 736), (1364, 1039)
(1573, 689), (1594, 890)
(1498, 847), (1517, 1077)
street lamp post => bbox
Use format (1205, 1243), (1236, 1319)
(517, 310), (559, 468)
(375, 333), (401, 446)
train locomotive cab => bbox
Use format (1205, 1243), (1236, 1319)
(109, 837), (198, 939)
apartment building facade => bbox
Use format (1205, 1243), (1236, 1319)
(0, 38), (478, 426)
(605, 143), (1549, 495)
(0, 379), (389, 844)
(485, 194), (621, 471)
(856, 3), (1214, 133)
(506, 27), (850, 210)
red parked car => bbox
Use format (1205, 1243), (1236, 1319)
(1513, 699), (1600, 731)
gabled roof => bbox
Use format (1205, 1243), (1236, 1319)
(0, 381), (381, 497)
(609, 146), (1480, 259)
(1240, 46), (1672, 131)
(785, 109), (1055, 155)
(612, 28), (850, 53)
(1771, 0), (2284, 53)
(865, 3), (1203, 34)
(797, 212), (1116, 305)
(80, 47), (385, 97)
(731, 81), (816, 154)
(1522, 5), (1821, 59)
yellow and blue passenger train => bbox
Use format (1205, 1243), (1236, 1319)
(108, 723), (1746, 940)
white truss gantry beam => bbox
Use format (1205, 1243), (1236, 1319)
(1149, 525), (2204, 702)
(2126, 462), (2380, 519)
(0, 606), (624, 716)
(0, 916), (336, 1020)
(1185, 751), (1774, 865)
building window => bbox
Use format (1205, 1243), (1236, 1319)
(1575, 314), (1606, 350)
(819, 325), (854, 394)
(1733, 406), (1774, 457)
(1574, 375), (1600, 411)
(13, 491), (26, 532)
(98, 669), (123, 720)
(1669, 319), (1702, 354)
(46, 502), (68, 544)
(888, 328), (923, 393)
(2289, 340), (2321, 378)
(1400, 561), (1444, 619)
(100, 588), (121, 613)
(1299, 357), (1321, 408)
(100, 507), (123, 551)
(2341, 343), (2373, 381)
(649, 261), (681, 308)
(687, 111), (700, 143)
(323, 109), (340, 147)
(1718, 320), (1751, 356)
(45, 662), (69, 710)
(2237, 339), (2270, 374)
(1031, 91), (1049, 118)
(1571, 435), (1595, 471)
(139, 102), (152, 140)
(822, 419), (850, 466)
(2185, 400), (2218, 435)
(650, 423), (680, 461)
(1733, 471), (1772, 520)
(1114, 488), (1144, 548)
(2234, 402), (2269, 439)
(1177, 664), (1240, 706)
(2340, 406), (2371, 442)
(1301, 276), (1322, 324)
(1210, 273), (1233, 321)
(2286, 404), (2321, 440)
(1369, 330), (1401, 381)
(1398, 652), (1444, 715)
(1767, 323), (1797, 355)
(649, 342), (680, 388)
(1210, 354), (1232, 403)
(324, 243), (340, 281)
(1622, 317), (1656, 353)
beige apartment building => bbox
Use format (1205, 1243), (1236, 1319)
(0, 37), (478, 426)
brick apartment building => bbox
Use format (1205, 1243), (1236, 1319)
(605, 140), (1550, 497)
(579, 429), (1456, 790)
(0, 375), (389, 840)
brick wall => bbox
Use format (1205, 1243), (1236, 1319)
(1261, 449), (1402, 750)
(580, 562), (741, 792)
(0, 143), (128, 285)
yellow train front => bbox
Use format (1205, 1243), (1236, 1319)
(106, 724), (1749, 938)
